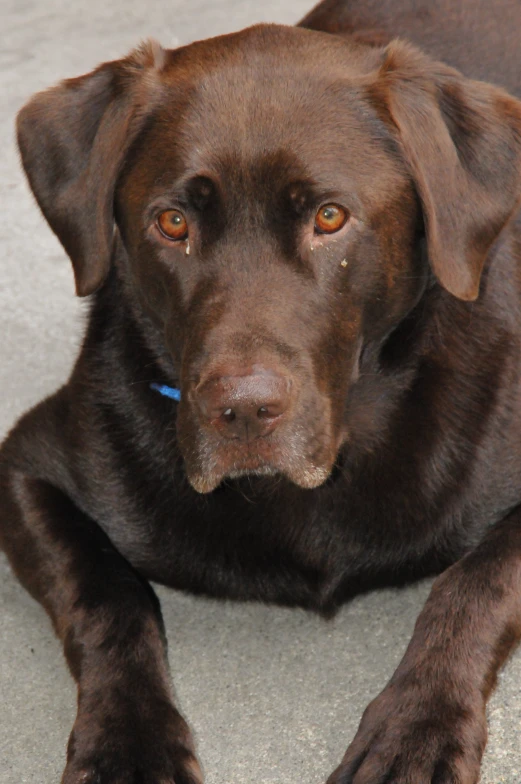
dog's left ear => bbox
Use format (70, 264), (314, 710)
(368, 41), (521, 301)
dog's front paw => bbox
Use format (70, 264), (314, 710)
(326, 676), (487, 784)
(61, 692), (203, 784)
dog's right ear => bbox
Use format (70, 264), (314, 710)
(16, 41), (166, 296)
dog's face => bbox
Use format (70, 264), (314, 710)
(115, 29), (422, 492)
(17, 25), (521, 492)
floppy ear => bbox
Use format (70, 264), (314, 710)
(16, 41), (166, 296)
(369, 41), (521, 301)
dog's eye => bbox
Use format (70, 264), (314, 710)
(314, 204), (349, 234)
(157, 210), (189, 241)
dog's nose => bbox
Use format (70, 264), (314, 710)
(195, 368), (291, 440)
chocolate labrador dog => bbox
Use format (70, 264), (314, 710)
(2, 0), (521, 782)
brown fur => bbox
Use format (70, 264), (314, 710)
(2, 2), (521, 782)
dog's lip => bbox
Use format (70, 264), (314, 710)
(184, 434), (336, 494)
(188, 460), (333, 494)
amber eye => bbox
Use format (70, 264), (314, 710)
(157, 209), (189, 241)
(314, 204), (349, 234)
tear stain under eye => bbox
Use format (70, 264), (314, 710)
(350, 336), (364, 384)
(185, 240), (190, 256)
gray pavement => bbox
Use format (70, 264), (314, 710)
(1, 2), (520, 782)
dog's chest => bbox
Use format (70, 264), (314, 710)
(96, 472), (469, 611)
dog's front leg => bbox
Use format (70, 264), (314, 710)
(0, 471), (202, 784)
(327, 512), (521, 784)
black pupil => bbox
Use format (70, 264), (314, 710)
(171, 214), (183, 226)
(323, 207), (337, 221)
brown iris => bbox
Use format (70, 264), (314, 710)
(314, 204), (348, 234)
(157, 209), (189, 241)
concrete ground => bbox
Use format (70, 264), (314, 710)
(1, 1), (520, 782)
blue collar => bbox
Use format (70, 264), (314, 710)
(150, 382), (181, 402)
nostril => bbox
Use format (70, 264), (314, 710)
(257, 404), (285, 419)
(257, 400), (287, 419)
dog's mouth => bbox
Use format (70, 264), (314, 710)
(171, 361), (343, 493)
(178, 416), (338, 494)
(187, 447), (334, 494)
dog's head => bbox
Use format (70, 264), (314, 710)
(17, 25), (521, 492)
